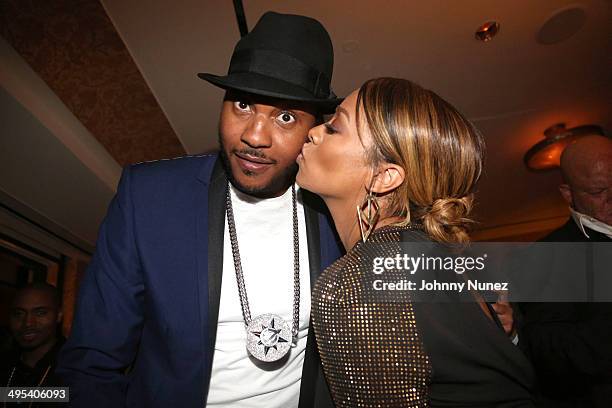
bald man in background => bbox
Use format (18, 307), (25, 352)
(552, 135), (612, 241)
(518, 135), (612, 407)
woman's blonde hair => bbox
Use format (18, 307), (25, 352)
(356, 77), (485, 244)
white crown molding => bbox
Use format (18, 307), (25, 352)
(0, 36), (121, 192)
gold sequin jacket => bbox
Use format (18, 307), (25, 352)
(312, 226), (535, 407)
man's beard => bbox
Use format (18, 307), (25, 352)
(218, 136), (298, 198)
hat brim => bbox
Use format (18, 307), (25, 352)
(198, 72), (342, 114)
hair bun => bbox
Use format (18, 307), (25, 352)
(422, 195), (474, 244)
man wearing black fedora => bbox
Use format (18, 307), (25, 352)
(58, 11), (342, 408)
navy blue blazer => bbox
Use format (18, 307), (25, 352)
(57, 155), (342, 407)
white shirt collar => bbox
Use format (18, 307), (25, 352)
(570, 208), (612, 239)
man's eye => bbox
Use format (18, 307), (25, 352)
(277, 112), (296, 124)
(234, 101), (251, 112)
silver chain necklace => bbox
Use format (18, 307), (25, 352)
(225, 183), (300, 362)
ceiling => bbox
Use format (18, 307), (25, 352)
(1, 0), (611, 246)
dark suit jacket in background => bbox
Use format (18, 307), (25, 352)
(57, 155), (342, 407)
(518, 219), (612, 408)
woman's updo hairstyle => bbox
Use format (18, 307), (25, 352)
(356, 78), (485, 244)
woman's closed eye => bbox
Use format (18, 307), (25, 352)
(324, 122), (338, 134)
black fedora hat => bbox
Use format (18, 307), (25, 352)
(198, 11), (342, 113)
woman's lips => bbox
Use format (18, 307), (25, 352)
(234, 153), (273, 173)
(297, 146), (309, 163)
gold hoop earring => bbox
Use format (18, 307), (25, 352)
(357, 190), (380, 242)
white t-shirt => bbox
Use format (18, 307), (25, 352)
(206, 184), (311, 407)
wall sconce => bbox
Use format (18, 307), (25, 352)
(524, 123), (605, 170)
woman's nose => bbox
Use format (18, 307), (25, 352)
(308, 123), (325, 145)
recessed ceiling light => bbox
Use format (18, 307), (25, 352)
(475, 21), (500, 42)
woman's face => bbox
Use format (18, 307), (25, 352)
(296, 90), (372, 201)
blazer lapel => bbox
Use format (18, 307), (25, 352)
(303, 190), (322, 288)
(299, 189), (326, 408)
(207, 158), (227, 358)
(196, 156), (227, 398)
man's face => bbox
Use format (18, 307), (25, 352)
(9, 289), (61, 350)
(219, 91), (318, 198)
(561, 158), (612, 225)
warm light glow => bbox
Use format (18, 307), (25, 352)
(526, 139), (573, 169)
(524, 123), (605, 171)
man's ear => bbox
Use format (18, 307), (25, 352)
(371, 164), (405, 195)
(56, 310), (64, 323)
(559, 184), (573, 207)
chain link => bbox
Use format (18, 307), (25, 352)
(225, 183), (301, 340)
(291, 185), (300, 337)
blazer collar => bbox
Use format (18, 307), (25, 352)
(206, 156), (227, 359)
(201, 156), (227, 400)
(298, 189), (326, 408)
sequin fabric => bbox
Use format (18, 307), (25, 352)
(312, 226), (432, 407)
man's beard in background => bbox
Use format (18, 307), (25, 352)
(218, 135), (298, 198)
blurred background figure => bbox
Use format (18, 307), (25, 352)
(519, 135), (612, 408)
(1, 283), (65, 393)
(553, 135), (612, 241)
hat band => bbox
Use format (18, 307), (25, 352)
(228, 49), (331, 98)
